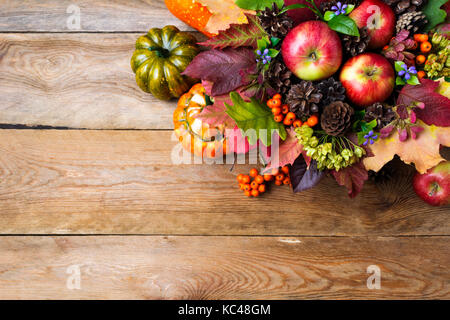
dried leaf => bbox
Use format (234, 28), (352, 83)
(331, 161), (368, 198)
(363, 120), (450, 174)
(265, 127), (303, 171)
(182, 48), (256, 96)
(397, 79), (450, 127)
(199, 14), (266, 49)
(196, 0), (254, 35)
(289, 158), (325, 193)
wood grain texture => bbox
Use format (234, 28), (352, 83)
(0, 33), (207, 129)
(0, 236), (448, 299)
(0, 130), (448, 236)
(0, 0), (192, 32)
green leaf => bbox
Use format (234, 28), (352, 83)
(270, 37), (281, 47)
(235, 0), (284, 10)
(423, 0), (448, 32)
(396, 76), (406, 86)
(327, 15), (360, 36)
(345, 4), (355, 15)
(257, 37), (270, 50)
(280, 3), (313, 14)
(267, 48), (279, 58)
(407, 75), (420, 86)
(395, 61), (406, 72)
(324, 11), (336, 21)
(225, 91), (287, 146)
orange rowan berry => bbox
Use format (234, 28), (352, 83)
(258, 184), (266, 193)
(249, 168), (258, 177)
(239, 183), (245, 190)
(243, 184), (251, 192)
(283, 117), (294, 126)
(307, 115), (319, 127)
(274, 115), (284, 122)
(244, 190), (252, 197)
(272, 107), (282, 115)
(268, 99), (281, 108)
(255, 175), (264, 184)
(237, 174), (244, 183)
(283, 177), (291, 185)
(414, 34), (428, 43)
(264, 174), (274, 181)
(275, 180), (282, 186)
(417, 70), (426, 79)
(242, 175), (250, 184)
(275, 173), (285, 181)
(416, 55), (426, 65)
(251, 189), (260, 197)
(293, 119), (303, 128)
(273, 94), (282, 100)
(420, 41), (432, 53)
(285, 112), (296, 121)
(281, 104), (289, 114)
(281, 166), (289, 175)
(250, 181), (259, 190)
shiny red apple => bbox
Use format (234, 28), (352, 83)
(413, 161), (450, 207)
(349, 0), (396, 49)
(339, 53), (394, 107)
(282, 20), (342, 81)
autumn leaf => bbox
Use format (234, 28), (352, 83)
(182, 48), (256, 96)
(397, 79), (450, 127)
(289, 158), (325, 193)
(331, 161), (368, 198)
(363, 120), (450, 174)
(264, 127), (303, 171)
(196, 0), (254, 35)
(199, 14), (267, 49)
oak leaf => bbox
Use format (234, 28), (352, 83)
(363, 120), (450, 174)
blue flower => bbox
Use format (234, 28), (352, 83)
(363, 130), (378, 146)
(256, 48), (272, 65)
(397, 63), (417, 81)
(331, 2), (347, 15)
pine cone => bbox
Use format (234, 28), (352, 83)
(321, 101), (354, 136)
(266, 57), (294, 96)
(341, 27), (371, 57)
(286, 81), (322, 119)
(396, 11), (428, 34)
(364, 102), (397, 129)
(321, 0), (362, 13)
(258, 3), (294, 40)
(317, 78), (346, 106)
(382, 0), (427, 15)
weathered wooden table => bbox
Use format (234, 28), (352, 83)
(0, 0), (448, 299)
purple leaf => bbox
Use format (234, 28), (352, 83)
(331, 161), (369, 198)
(397, 79), (450, 127)
(289, 158), (325, 193)
(183, 48), (256, 96)
(380, 125), (394, 138)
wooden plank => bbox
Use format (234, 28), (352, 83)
(0, 236), (448, 299)
(0, 33), (207, 129)
(0, 0), (191, 32)
(0, 130), (448, 236)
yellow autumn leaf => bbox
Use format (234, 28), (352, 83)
(363, 120), (450, 174)
(197, 0), (254, 35)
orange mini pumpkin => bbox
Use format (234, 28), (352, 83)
(173, 83), (230, 158)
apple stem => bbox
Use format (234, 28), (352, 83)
(429, 182), (440, 197)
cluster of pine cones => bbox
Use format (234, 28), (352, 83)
(257, 0), (429, 137)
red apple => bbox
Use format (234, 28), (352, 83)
(339, 53), (394, 107)
(413, 161), (450, 207)
(349, 0), (396, 49)
(284, 0), (331, 25)
(282, 20), (342, 81)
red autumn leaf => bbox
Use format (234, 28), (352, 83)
(397, 79), (450, 127)
(199, 14), (266, 49)
(182, 48), (256, 96)
(331, 161), (369, 198)
(264, 127), (303, 171)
